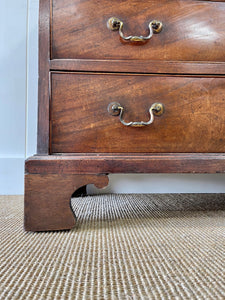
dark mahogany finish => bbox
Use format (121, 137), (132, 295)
(25, 0), (225, 231)
(50, 59), (225, 75)
(37, 0), (50, 154)
(25, 174), (108, 231)
(52, 0), (225, 61)
(26, 154), (225, 175)
(51, 73), (225, 153)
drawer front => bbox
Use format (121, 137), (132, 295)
(50, 73), (225, 153)
(52, 0), (225, 62)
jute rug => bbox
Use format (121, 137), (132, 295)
(0, 194), (225, 300)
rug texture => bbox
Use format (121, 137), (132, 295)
(0, 194), (225, 300)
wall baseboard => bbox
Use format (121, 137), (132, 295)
(88, 174), (225, 194)
(0, 158), (25, 195)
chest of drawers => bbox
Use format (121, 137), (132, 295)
(25, 0), (225, 231)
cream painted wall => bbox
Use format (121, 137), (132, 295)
(0, 0), (224, 194)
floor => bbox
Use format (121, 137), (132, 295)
(1, 194), (225, 299)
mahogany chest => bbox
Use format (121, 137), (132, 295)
(25, 0), (225, 231)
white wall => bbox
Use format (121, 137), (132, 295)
(26, 0), (39, 157)
(0, 0), (27, 194)
(0, 0), (225, 195)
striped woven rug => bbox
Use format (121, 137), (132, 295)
(1, 194), (225, 300)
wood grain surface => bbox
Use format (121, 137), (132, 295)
(52, 0), (225, 62)
(24, 173), (109, 231)
(50, 59), (225, 75)
(25, 0), (225, 232)
(25, 154), (225, 174)
(37, 0), (50, 154)
(50, 72), (225, 153)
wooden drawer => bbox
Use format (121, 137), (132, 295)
(50, 73), (225, 153)
(52, 0), (225, 62)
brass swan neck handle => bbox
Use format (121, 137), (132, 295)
(108, 102), (164, 127)
(107, 17), (163, 43)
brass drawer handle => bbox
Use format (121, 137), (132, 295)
(107, 17), (163, 42)
(108, 102), (164, 127)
